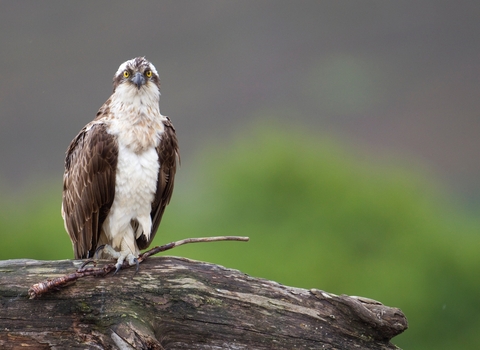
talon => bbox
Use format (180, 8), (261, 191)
(78, 259), (96, 271)
(134, 258), (139, 275)
(94, 245), (106, 259)
(113, 263), (122, 275)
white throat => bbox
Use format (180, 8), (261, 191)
(107, 82), (165, 153)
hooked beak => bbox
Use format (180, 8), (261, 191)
(132, 72), (145, 89)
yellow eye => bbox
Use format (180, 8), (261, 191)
(145, 70), (152, 78)
(123, 70), (130, 78)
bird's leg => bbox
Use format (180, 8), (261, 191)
(98, 244), (139, 274)
(98, 244), (121, 259)
(117, 236), (141, 273)
(95, 244), (123, 273)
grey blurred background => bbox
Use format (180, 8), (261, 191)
(1, 1), (479, 205)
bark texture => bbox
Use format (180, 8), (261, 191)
(0, 257), (407, 349)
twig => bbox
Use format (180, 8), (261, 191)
(138, 236), (249, 261)
(28, 236), (249, 299)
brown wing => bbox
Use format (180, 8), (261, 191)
(136, 116), (179, 250)
(62, 122), (118, 259)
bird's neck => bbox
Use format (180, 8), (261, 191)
(107, 85), (164, 153)
(110, 83), (161, 119)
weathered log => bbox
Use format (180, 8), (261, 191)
(0, 257), (407, 349)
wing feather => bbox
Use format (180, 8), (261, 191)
(62, 122), (118, 259)
(136, 117), (179, 250)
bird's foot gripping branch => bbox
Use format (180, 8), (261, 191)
(28, 235), (249, 299)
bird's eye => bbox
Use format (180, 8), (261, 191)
(145, 70), (152, 78)
(123, 70), (130, 78)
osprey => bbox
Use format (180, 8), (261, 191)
(62, 57), (179, 272)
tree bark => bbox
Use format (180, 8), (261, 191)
(0, 257), (407, 349)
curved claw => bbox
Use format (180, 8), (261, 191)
(94, 245), (106, 259)
(78, 259), (96, 272)
(113, 263), (122, 275)
(133, 258), (140, 276)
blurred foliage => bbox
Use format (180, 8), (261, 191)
(1, 119), (479, 349)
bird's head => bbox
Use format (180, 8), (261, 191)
(112, 57), (160, 94)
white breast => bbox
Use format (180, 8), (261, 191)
(103, 142), (159, 251)
(115, 142), (159, 216)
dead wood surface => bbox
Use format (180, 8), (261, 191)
(0, 257), (407, 349)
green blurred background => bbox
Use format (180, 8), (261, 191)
(1, 2), (480, 349)
(2, 121), (480, 349)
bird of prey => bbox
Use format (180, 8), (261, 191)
(62, 57), (179, 272)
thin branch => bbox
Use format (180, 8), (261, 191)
(28, 236), (249, 299)
(138, 236), (249, 261)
